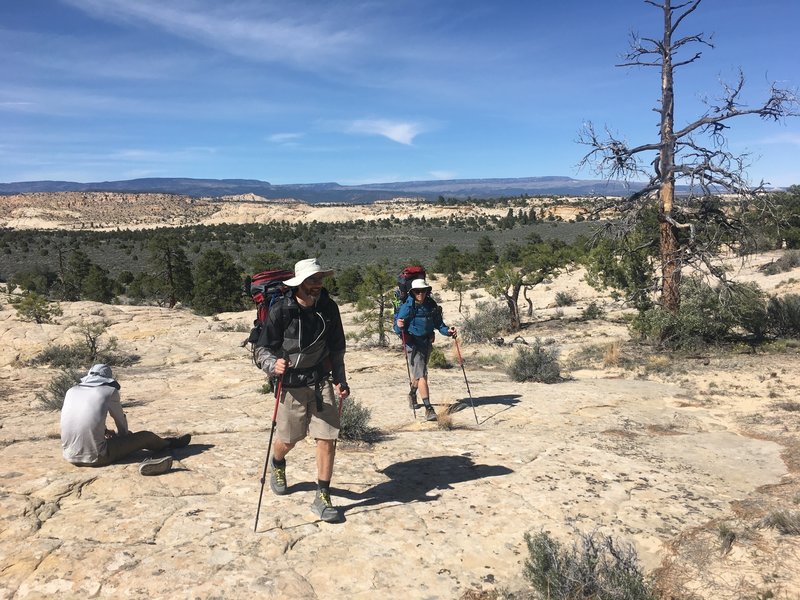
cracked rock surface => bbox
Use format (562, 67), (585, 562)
(2, 258), (799, 599)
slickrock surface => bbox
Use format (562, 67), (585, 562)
(1, 261), (799, 599)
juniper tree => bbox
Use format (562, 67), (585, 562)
(147, 234), (193, 308)
(355, 264), (394, 346)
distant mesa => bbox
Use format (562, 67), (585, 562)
(0, 176), (648, 204)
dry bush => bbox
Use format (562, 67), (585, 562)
(523, 530), (658, 600)
(604, 342), (621, 368)
(36, 369), (82, 411)
(436, 411), (454, 430)
(758, 510), (800, 535)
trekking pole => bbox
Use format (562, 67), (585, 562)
(333, 385), (346, 454)
(400, 331), (417, 419)
(453, 337), (479, 425)
(254, 373), (283, 533)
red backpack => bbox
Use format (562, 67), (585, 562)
(243, 269), (294, 363)
(391, 265), (426, 335)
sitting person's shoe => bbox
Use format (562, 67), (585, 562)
(425, 406), (437, 422)
(167, 434), (191, 449)
(139, 455), (173, 476)
(311, 490), (341, 523)
(270, 460), (288, 495)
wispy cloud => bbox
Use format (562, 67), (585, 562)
(346, 119), (424, 145)
(60, 0), (364, 72)
(429, 170), (456, 180)
(109, 146), (218, 161)
(755, 132), (800, 146)
(268, 132), (304, 144)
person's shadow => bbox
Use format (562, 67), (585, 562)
(448, 394), (521, 424)
(467, 394), (521, 408)
(116, 443), (214, 467)
(335, 454), (513, 515)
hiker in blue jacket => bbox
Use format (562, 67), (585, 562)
(396, 278), (457, 422)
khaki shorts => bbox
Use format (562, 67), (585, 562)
(405, 343), (430, 380)
(276, 381), (340, 444)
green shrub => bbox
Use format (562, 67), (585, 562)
(508, 339), (561, 383)
(29, 321), (139, 369)
(428, 345), (452, 369)
(631, 277), (769, 349)
(523, 530), (658, 600)
(555, 291), (576, 307)
(10, 291), (62, 324)
(339, 396), (377, 442)
(459, 301), (509, 343)
(767, 294), (800, 338)
(582, 301), (606, 321)
(759, 250), (800, 275)
(36, 369), (82, 411)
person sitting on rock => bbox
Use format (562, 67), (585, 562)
(60, 364), (191, 476)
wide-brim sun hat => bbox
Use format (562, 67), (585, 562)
(410, 278), (432, 291)
(283, 258), (334, 287)
(79, 363), (119, 387)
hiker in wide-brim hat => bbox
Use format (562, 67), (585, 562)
(395, 279), (457, 421)
(60, 364), (192, 476)
(254, 257), (351, 523)
(282, 258), (334, 288)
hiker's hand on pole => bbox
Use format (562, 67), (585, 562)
(273, 358), (290, 376)
(396, 318), (405, 329)
(448, 327), (457, 339)
(335, 383), (350, 400)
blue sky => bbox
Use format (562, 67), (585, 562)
(2, 0), (798, 187)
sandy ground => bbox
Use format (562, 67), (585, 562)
(1, 254), (799, 599)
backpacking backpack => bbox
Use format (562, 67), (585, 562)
(391, 265), (426, 335)
(243, 269), (294, 365)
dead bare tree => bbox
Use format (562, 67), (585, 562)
(579, 0), (798, 313)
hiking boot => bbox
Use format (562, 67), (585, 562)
(425, 406), (437, 422)
(408, 392), (422, 410)
(311, 490), (341, 523)
(167, 434), (191, 449)
(270, 460), (288, 495)
(139, 455), (173, 476)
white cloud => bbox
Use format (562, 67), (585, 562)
(268, 132), (304, 144)
(755, 132), (800, 146)
(429, 170), (456, 180)
(61, 0), (363, 71)
(346, 119), (423, 145)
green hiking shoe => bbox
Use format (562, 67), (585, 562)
(270, 460), (288, 495)
(311, 490), (341, 523)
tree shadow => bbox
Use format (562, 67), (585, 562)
(335, 454), (513, 514)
